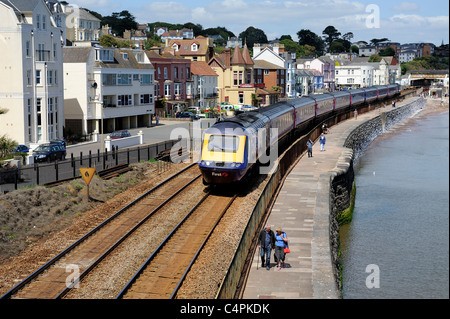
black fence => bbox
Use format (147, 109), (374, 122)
(0, 139), (188, 193)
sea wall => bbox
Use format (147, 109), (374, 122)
(327, 97), (426, 295)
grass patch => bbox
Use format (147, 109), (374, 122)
(337, 180), (356, 226)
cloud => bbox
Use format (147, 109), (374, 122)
(131, 0), (447, 44)
(392, 2), (420, 12)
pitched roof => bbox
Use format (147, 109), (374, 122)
(253, 59), (285, 70)
(168, 36), (211, 56)
(231, 46), (246, 65)
(242, 44), (254, 65)
(63, 47), (92, 63)
(0, 0), (40, 12)
(190, 61), (218, 76)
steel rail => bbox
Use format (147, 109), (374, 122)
(1, 163), (197, 299)
(169, 193), (238, 299)
(55, 173), (202, 299)
(115, 190), (212, 299)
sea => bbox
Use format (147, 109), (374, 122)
(339, 108), (449, 299)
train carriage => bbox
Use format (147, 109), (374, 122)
(377, 85), (389, 99)
(350, 88), (366, 106)
(286, 97), (316, 127)
(311, 93), (335, 117)
(329, 91), (351, 111)
(363, 87), (379, 103)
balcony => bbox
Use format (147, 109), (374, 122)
(35, 50), (51, 62)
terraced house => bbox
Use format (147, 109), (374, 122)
(0, 0), (65, 146)
(208, 44), (257, 106)
(63, 46), (155, 135)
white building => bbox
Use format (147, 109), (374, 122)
(253, 43), (297, 98)
(399, 50), (416, 63)
(359, 46), (377, 57)
(63, 4), (101, 46)
(63, 47), (155, 136)
(190, 61), (218, 108)
(335, 64), (374, 88)
(0, 0), (65, 146)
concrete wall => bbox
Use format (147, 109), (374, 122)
(327, 96), (426, 294)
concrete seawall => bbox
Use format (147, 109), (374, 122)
(325, 97), (426, 296)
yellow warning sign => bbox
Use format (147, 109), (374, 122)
(79, 168), (96, 185)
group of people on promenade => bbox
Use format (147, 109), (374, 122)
(257, 225), (289, 271)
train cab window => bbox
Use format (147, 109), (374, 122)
(208, 135), (239, 153)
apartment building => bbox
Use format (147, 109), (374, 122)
(63, 5), (101, 46)
(0, 0), (65, 146)
(335, 64), (374, 88)
(253, 60), (285, 97)
(145, 47), (192, 116)
(63, 47), (155, 135)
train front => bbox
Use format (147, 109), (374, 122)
(199, 122), (250, 184)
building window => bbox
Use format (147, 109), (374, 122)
(26, 41), (30, 57)
(117, 95), (132, 106)
(117, 74), (132, 85)
(238, 92), (244, 104)
(140, 94), (153, 104)
(27, 70), (32, 86)
(174, 67), (178, 79)
(47, 70), (53, 85)
(36, 15), (40, 29)
(191, 43), (198, 51)
(36, 70), (41, 84)
(174, 83), (181, 95)
(164, 67), (168, 79)
(164, 84), (171, 96)
(42, 16), (46, 30)
(233, 71), (238, 86)
(140, 74), (153, 85)
(102, 74), (116, 86)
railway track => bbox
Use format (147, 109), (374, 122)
(1, 163), (201, 299)
(117, 191), (238, 299)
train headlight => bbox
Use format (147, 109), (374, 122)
(230, 162), (236, 168)
(200, 160), (205, 165)
(236, 162), (242, 167)
(206, 161), (211, 166)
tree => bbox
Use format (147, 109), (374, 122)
(102, 10), (137, 37)
(280, 39), (307, 57)
(239, 26), (268, 48)
(322, 26), (341, 46)
(370, 38), (390, 46)
(379, 47), (395, 56)
(297, 29), (325, 56)
(279, 34), (293, 41)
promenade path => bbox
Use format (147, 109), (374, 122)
(242, 101), (407, 299)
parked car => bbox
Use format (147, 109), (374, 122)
(33, 143), (66, 162)
(109, 130), (131, 139)
(50, 139), (66, 148)
(14, 144), (30, 153)
(176, 111), (200, 120)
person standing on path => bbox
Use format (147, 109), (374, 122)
(354, 108), (358, 119)
(274, 227), (288, 270)
(257, 225), (275, 270)
(307, 139), (313, 157)
(319, 133), (326, 151)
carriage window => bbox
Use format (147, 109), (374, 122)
(208, 135), (239, 152)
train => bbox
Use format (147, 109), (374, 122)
(199, 84), (401, 185)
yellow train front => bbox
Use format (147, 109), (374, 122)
(199, 121), (252, 185)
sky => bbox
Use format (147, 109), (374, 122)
(71, 0), (449, 46)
